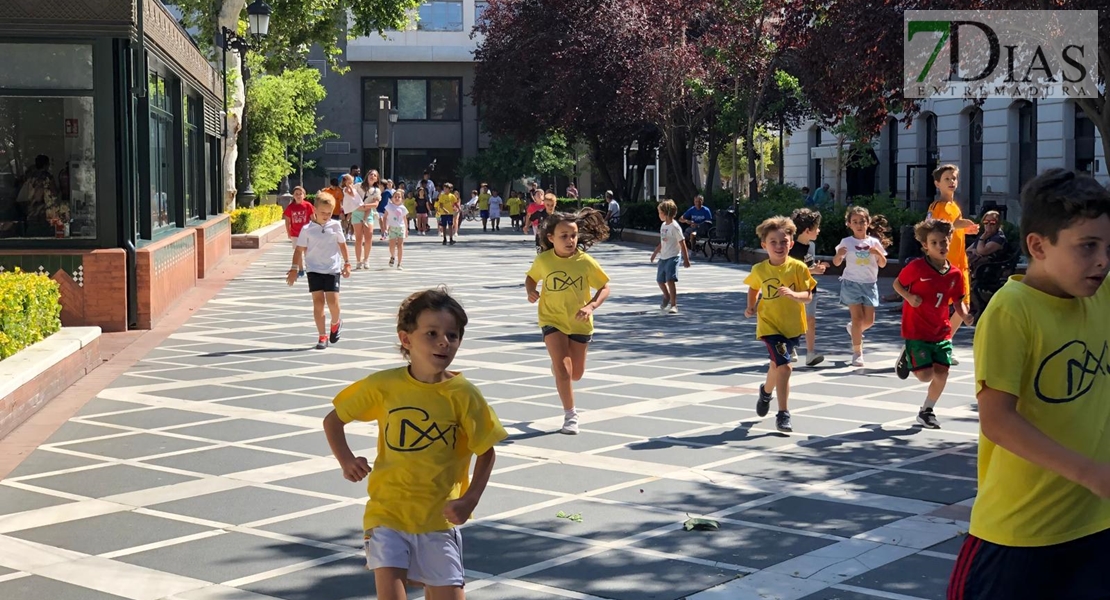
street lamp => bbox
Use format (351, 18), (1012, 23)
(221, 0), (272, 207)
(388, 109), (398, 181)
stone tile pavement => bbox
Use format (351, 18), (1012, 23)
(0, 224), (980, 600)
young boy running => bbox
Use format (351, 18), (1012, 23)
(788, 208), (828, 366)
(324, 289), (506, 600)
(744, 216), (816, 433)
(650, 199), (690, 314)
(892, 219), (972, 429)
(947, 169), (1110, 599)
(286, 192), (350, 349)
(929, 165), (979, 345)
(507, 192), (524, 232)
(435, 183), (459, 246)
(283, 186), (314, 274)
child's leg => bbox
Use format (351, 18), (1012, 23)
(424, 586), (464, 600)
(311, 291), (326, 336)
(657, 281), (670, 305)
(847, 304), (865, 351)
(544, 332), (576, 411)
(923, 364), (949, 409)
(373, 568), (409, 600)
(353, 224), (364, 264)
(396, 240), (404, 266)
(325, 291), (340, 328)
(567, 339), (589, 382)
(805, 310), (817, 354)
(666, 281), (678, 307)
(389, 237), (397, 259)
(363, 222), (373, 259)
(765, 362), (792, 412)
(860, 305), (876, 334)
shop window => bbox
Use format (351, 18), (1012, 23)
(149, 71), (176, 231)
(417, 1), (463, 32)
(184, 94), (202, 219)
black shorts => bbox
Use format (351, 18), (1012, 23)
(761, 334), (800, 367)
(948, 528), (1110, 600)
(307, 272), (341, 293)
(542, 325), (592, 344)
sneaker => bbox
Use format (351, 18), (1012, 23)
(660, 298), (669, 310)
(443, 239), (447, 245)
(560, 411), (579, 435)
(851, 352), (865, 367)
(917, 407), (941, 429)
(396, 265), (404, 271)
(668, 305), (678, 314)
(950, 356), (961, 366)
(314, 336), (328, 350)
(790, 347), (798, 363)
(330, 321), (342, 344)
(756, 384), (772, 417)
(775, 411), (793, 432)
(449, 239), (456, 245)
(896, 348), (911, 380)
(805, 353), (825, 367)
(389, 257), (395, 266)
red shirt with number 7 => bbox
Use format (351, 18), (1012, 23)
(896, 258), (966, 342)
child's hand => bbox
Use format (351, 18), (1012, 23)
(906, 294), (923, 308)
(777, 286), (796, 300)
(339, 456), (371, 482)
(575, 303), (595, 321)
(869, 245), (884, 257)
(961, 311), (975, 326)
(286, 269), (298, 287)
(650, 252), (657, 264)
(341, 264), (351, 278)
(527, 289), (540, 303)
(967, 222), (980, 235)
(683, 257), (691, 269)
(835, 246), (848, 259)
(443, 496), (477, 525)
(744, 306), (755, 318)
(813, 261), (828, 274)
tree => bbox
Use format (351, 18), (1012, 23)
(170, 0), (421, 209)
(460, 132), (576, 197)
(244, 64), (329, 194)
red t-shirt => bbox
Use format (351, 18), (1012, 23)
(897, 258), (966, 342)
(284, 201), (315, 239)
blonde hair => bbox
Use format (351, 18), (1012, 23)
(756, 216), (796, 241)
(657, 199), (677, 218)
(315, 191), (337, 208)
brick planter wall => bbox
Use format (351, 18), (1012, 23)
(136, 229), (198, 329)
(192, 214), (231, 279)
(0, 249), (128, 332)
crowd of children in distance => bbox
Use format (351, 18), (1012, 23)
(287, 163), (1110, 600)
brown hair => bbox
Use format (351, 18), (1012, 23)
(1019, 168), (1110, 257)
(756, 216), (796, 241)
(292, 185), (306, 194)
(396, 288), (469, 361)
(658, 199), (678, 218)
(981, 210), (1001, 222)
(845, 206), (892, 247)
(538, 208), (610, 252)
(913, 218), (955, 244)
(932, 163), (959, 182)
(790, 207), (822, 233)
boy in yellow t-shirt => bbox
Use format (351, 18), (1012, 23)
(743, 216), (816, 433)
(506, 192), (524, 231)
(434, 183), (459, 246)
(324, 289), (506, 598)
(948, 169), (1110, 600)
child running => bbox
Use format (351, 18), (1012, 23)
(323, 288), (507, 600)
(789, 208), (828, 366)
(286, 192), (350, 349)
(435, 183), (459, 245)
(283, 186), (314, 276)
(525, 210), (611, 435)
(832, 206), (891, 367)
(892, 219), (972, 429)
(414, 185), (431, 235)
(477, 184), (491, 232)
(744, 216), (816, 433)
(385, 189), (409, 270)
(650, 199), (690, 314)
(947, 169), (1110, 600)
(507, 191), (524, 232)
(929, 164), (979, 354)
(488, 189), (503, 231)
(352, 186), (378, 270)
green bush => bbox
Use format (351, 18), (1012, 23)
(554, 198), (607, 212)
(0, 269), (62, 360)
(230, 204), (285, 234)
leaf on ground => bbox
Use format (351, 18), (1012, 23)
(556, 511), (583, 523)
(683, 517), (720, 531)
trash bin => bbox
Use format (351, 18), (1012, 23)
(899, 225), (921, 262)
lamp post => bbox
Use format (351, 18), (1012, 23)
(221, 0), (272, 208)
(388, 109), (398, 180)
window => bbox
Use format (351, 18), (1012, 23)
(475, 1), (489, 25)
(1017, 101), (1037, 190)
(417, 1), (463, 31)
(0, 43), (97, 240)
(149, 71), (176, 231)
(362, 148), (462, 190)
(183, 94), (202, 219)
(1075, 104), (1096, 175)
(363, 77), (462, 122)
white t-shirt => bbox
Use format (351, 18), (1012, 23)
(659, 220), (684, 260)
(385, 202), (408, 229)
(488, 195), (503, 217)
(835, 235), (887, 283)
(297, 219), (346, 274)
(342, 188), (362, 215)
(608, 199), (621, 219)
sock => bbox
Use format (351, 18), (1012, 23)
(922, 398), (938, 411)
(565, 408), (578, 417)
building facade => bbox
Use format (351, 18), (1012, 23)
(784, 98), (1108, 222)
(0, 0), (229, 332)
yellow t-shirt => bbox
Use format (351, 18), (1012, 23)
(971, 276), (1110, 547)
(435, 193), (457, 217)
(403, 196), (417, 216)
(743, 258), (816, 339)
(930, 199), (970, 298)
(526, 249), (610, 336)
(333, 367), (507, 534)
(506, 197), (523, 215)
(478, 193), (490, 210)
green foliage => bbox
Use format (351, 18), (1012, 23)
(245, 65), (328, 194)
(553, 198), (606, 212)
(230, 204), (284, 234)
(0, 270), (62, 360)
(461, 133), (576, 191)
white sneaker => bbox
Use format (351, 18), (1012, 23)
(668, 305), (678, 314)
(659, 303), (672, 314)
(950, 356), (961, 366)
(805, 353), (825, 367)
(396, 265), (404, 271)
(851, 352), (865, 367)
(790, 347), (799, 363)
(560, 411), (579, 435)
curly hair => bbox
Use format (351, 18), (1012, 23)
(538, 208), (610, 252)
(845, 205), (892, 248)
(913, 218), (954, 245)
(790, 207), (822, 233)
(396, 287), (468, 361)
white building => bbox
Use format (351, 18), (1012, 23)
(783, 98), (1108, 222)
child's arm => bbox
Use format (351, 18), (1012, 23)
(286, 246), (305, 286)
(338, 240), (351, 278)
(980, 386), (1110, 499)
(870, 244), (888, 268)
(893, 279), (922, 307)
(832, 245), (848, 266)
(744, 287), (759, 318)
(780, 287), (812, 304)
(284, 215), (293, 238)
(650, 242), (661, 262)
(575, 282), (611, 321)
(443, 447), (496, 525)
(952, 297), (974, 325)
(680, 239), (691, 268)
(525, 275), (540, 303)
(953, 217), (977, 230)
(322, 410), (371, 482)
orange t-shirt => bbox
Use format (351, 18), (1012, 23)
(325, 186), (345, 215)
(929, 198), (970, 299)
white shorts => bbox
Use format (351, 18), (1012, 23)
(364, 527), (464, 587)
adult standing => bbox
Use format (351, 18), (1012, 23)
(349, 165), (363, 185)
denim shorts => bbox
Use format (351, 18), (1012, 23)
(364, 527), (464, 588)
(656, 256), (680, 283)
(839, 279), (879, 307)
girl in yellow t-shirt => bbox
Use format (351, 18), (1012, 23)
(525, 209), (612, 435)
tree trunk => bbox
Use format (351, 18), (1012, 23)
(745, 125), (759, 202)
(218, 0), (247, 211)
(778, 118), (785, 185)
(835, 132), (845, 205)
(704, 129), (722, 200)
(663, 128), (697, 205)
(589, 139), (623, 201)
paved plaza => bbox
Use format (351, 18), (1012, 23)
(0, 225), (981, 600)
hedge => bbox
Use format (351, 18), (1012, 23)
(230, 204), (285, 234)
(0, 269), (62, 360)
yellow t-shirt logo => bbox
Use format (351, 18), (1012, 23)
(1032, 339), (1108, 404)
(385, 406), (458, 452)
(545, 270), (584, 292)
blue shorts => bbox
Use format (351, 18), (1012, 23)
(480, 209), (490, 219)
(762, 334), (800, 367)
(840, 279), (879, 307)
(439, 214), (454, 228)
(656, 256), (680, 283)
